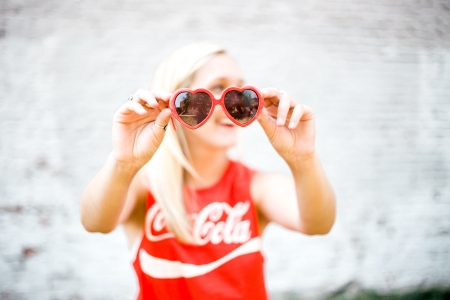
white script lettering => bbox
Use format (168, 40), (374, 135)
(145, 201), (252, 245)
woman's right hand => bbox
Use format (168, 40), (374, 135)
(112, 89), (173, 168)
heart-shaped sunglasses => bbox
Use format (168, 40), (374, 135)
(169, 86), (263, 130)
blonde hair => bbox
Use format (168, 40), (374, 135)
(147, 43), (226, 243)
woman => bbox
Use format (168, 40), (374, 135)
(80, 43), (336, 299)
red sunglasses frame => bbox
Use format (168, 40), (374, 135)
(169, 86), (264, 130)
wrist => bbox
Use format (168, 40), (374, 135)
(285, 151), (318, 174)
(107, 153), (143, 178)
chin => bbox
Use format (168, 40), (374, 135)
(182, 123), (239, 150)
(208, 136), (238, 150)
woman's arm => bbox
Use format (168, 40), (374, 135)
(80, 89), (172, 233)
(251, 154), (335, 235)
(80, 154), (143, 233)
(253, 88), (336, 234)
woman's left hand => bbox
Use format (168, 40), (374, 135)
(257, 87), (316, 163)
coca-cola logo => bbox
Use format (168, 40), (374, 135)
(145, 201), (252, 245)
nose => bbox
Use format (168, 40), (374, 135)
(211, 104), (227, 119)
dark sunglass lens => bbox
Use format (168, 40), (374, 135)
(174, 92), (212, 126)
(223, 90), (259, 124)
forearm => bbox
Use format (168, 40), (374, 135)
(287, 152), (336, 234)
(80, 153), (141, 233)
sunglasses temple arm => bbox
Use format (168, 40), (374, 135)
(170, 117), (177, 131)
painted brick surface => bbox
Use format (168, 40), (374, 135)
(0, 0), (449, 299)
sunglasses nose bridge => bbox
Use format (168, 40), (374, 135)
(211, 101), (224, 112)
(211, 97), (223, 108)
(210, 101), (230, 120)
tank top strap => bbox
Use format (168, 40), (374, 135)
(146, 160), (256, 209)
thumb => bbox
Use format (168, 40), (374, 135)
(257, 107), (277, 139)
(152, 108), (172, 140)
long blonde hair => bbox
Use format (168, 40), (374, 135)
(147, 43), (226, 243)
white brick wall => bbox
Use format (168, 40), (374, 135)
(1, 0), (449, 299)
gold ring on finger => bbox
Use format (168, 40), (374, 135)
(154, 122), (168, 131)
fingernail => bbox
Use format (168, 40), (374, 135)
(289, 121), (295, 128)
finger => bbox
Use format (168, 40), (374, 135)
(151, 108), (172, 140)
(151, 90), (172, 102)
(299, 105), (314, 121)
(287, 104), (304, 129)
(155, 108), (172, 129)
(133, 89), (158, 108)
(134, 90), (171, 110)
(257, 107), (277, 139)
(261, 87), (281, 107)
(276, 93), (292, 126)
(260, 87), (281, 99)
(119, 100), (147, 115)
(153, 92), (171, 111)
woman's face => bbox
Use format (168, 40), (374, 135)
(181, 53), (244, 151)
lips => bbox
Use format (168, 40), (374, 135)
(218, 120), (236, 128)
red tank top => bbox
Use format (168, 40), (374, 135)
(131, 160), (268, 300)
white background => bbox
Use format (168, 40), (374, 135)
(1, 0), (449, 299)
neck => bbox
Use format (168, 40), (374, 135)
(185, 146), (229, 189)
